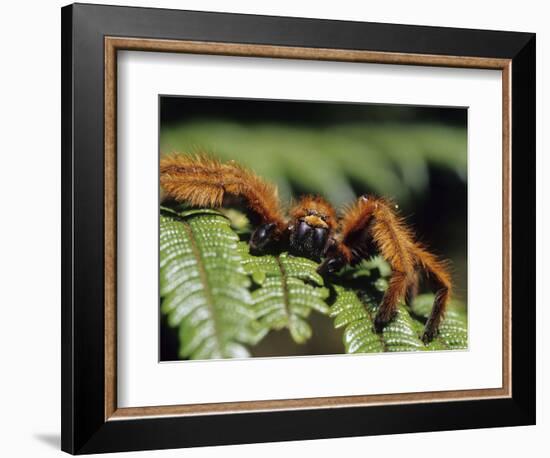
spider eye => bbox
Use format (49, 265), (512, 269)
(313, 227), (327, 248)
(296, 221), (311, 239)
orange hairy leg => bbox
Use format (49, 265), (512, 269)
(320, 195), (452, 343)
(160, 154), (286, 228)
(160, 154), (287, 251)
(405, 270), (420, 307)
(412, 245), (452, 342)
(356, 197), (417, 332)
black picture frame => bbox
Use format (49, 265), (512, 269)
(61, 3), (535, 454)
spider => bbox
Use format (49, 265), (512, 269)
(160, 154), (452, 343)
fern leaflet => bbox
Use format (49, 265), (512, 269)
(329, 261), (468, 353)
(240, 246), (330, 343)
(160, 208), (266, 360)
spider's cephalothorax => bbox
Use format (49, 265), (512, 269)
(160, 154), (453, 343)
(287, 196), (337, 261)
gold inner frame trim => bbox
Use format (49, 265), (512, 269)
(104, 36), (512, 421)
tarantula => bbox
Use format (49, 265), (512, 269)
(160, 154), (452, 343)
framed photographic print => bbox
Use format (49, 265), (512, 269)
(61, 3), (536, 454)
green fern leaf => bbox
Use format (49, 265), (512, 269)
(330, 262), (468, 353)
(240, 247), (330, 343)
(330, 285), (425, 353)
(160, 207), (266, 360)
(411, 294), (468, 350)
(330, 286), (385, 353)
(160, 203), (467, 357)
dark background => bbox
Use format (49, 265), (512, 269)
(161, 96), (467, 126)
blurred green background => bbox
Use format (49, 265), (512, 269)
(159, 96), (467, 359)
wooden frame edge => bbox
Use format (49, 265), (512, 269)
(109, 387), (510, 420)
(105, 38), (117, 420)
(502, 61), (512, 401)
(105, 37), (510, 68)
(104, 36), (512, 421)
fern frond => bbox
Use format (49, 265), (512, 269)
(330, 285), (426, 353)
(330, 262), (468, 353)
(240, 247), (330, 343)
(411, 294), (468, 350)
(160, 205), (466, 358)
(330, 286), (385, 353)
(160, 207), (266, 360)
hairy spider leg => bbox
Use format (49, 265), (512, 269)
(160, 154), (288, 250)
(338, 195), (452, 343)
(413, 245), (452, 342)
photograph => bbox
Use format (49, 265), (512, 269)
(158, 96), (468, 361)
(55, 2), (536, 455)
